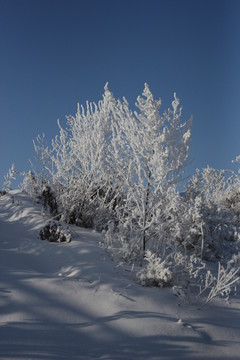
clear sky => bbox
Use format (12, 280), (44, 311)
(0, 0), (240, 188)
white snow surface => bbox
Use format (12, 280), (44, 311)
(0, 190), (240, 360)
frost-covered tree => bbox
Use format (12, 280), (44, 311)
(30, 133), (55, 195)
(40, 84), (120, 227)
(28, 84), (191, 258)
(3, 164), (18, 191)
(22, 170), (40, 200)
(106, 84), (192, 260)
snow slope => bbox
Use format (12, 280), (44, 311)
(0, 190), (240, 360)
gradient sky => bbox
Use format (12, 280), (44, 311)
(0, 0), (240, 188)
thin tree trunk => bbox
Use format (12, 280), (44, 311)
(142, 167), (151, 252)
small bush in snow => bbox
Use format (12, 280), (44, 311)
(40, 220), (71, 243)
(169, 254), (240, 306)
(197, 261), (239, 305)
(137, 250), (173, 287)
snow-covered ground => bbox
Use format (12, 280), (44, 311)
(0, 190), (240, 360)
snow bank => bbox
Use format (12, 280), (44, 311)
(0, 190), (240, 359)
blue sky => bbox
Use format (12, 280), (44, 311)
(0, 0), (240, 188)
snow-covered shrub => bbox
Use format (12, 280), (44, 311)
(168, 251), (240, 306)
(137, 250), (173, 287)
(39, 220), (71, 243)
(165, 252), (205, 290)
(196, 261), (239, 305)
(179, 167), (240, 260)
(137, 250), (206, 290)
(137, 248), (239, 306)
